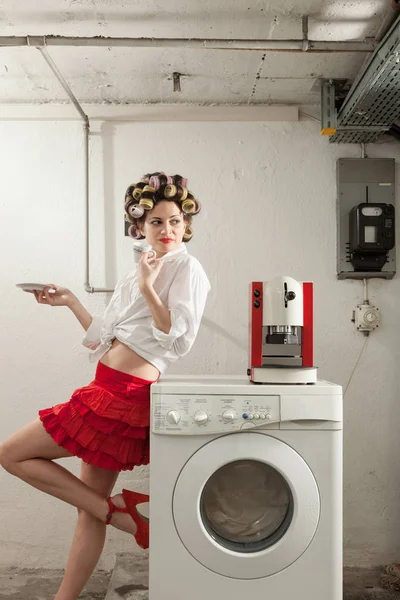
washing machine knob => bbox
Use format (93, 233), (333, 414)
(222, 409), (236, 422)
(166, 410), (181, 425)
(194, 410), (209, 425)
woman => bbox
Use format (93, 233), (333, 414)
(0, 172), (210, 600)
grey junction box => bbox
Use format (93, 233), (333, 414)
(336, 158), (396, 280)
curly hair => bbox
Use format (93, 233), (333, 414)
(124, 172), (201, 242)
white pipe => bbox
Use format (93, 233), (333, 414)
(1, 35), (376, 53)
(83, 121), (92, 293)
(37, 45), (113, 294)
(0, 104), (299, 122)
(83, 120), (114, 293)
(363, 278), (369, 303)
(37, 47), (88, 122)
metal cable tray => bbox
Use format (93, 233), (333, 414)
(330, 17), (400, 144)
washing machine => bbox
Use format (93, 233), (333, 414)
(149, 375), (343, 600)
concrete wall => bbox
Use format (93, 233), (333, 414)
(0, 118), (399, 570)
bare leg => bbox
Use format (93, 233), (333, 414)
(54, 462), (119, 600)
(0, 419), (137, 535)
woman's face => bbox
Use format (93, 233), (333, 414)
(139, 200), (186, 256)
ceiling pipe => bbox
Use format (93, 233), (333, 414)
(37, 45), (113, 294)
(375, 0), (400, 41)
(302, 16), (310, 52)
(37, 46), (88, 122)
(0, 35), (375, 53)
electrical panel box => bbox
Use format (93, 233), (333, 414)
(337, 158), (396, 279)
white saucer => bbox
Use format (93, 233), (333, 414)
(16, 283), (49, 292)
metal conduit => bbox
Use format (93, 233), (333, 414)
(37, 47), (113, 293)
(1, 35), (376, 53)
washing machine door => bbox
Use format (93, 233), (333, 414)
(173, 432), (320, 579)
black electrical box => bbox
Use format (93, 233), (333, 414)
(337, 158), (396, 279)
(349, 203), (395, 271)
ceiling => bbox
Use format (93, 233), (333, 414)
(0, 0), (392, 107)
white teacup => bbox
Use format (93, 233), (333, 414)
(133, 241), (156, 264)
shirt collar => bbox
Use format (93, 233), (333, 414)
(161, 242), (188, 263)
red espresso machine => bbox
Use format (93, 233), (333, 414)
(248, 276), (317, 384)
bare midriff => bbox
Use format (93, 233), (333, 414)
(100, 338), (160, 381)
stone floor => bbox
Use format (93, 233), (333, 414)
(344, 566), (400, 600)
(1, 558), (400, 600)
(0, 567), (110, 600)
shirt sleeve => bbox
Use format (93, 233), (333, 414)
(151, 259), (211, 356)
(82, 314), (105, 350)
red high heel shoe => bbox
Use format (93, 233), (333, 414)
(106, 489), (149, 549)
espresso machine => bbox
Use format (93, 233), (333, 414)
(248, 276), (317, 384)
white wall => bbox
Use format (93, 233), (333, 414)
(0, 118), (399, 570)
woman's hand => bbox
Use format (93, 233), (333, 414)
(137, 253), (163, 292)
(32, 284), (77, 308)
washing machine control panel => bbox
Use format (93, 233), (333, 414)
(152, 394), (280, 434)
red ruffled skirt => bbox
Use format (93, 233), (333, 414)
(39, 362), (157, 472)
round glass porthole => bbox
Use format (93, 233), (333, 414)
(200, 459), (293, 553)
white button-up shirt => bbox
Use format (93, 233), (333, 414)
(82, 243), (211, 373)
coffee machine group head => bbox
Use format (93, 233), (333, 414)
(249, 276), (317, 384)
